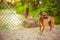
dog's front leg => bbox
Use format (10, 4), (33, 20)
(40, 19), (48, 34)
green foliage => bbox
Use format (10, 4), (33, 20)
(41, 0), (57, 16)
(0, 24), (9, 30)
(54, 16), (60, 24)
(57, 0), (60, 17)
(0, 4), (6, 10)
(12, 2), (26, 14)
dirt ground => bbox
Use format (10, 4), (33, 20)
(0, 25), (60, 40)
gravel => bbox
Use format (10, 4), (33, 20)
(0, 25), (60, 40)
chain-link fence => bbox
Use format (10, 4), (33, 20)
(0, 2), (37, 30)
(0, 9), (25, 30)
(0, 1), (25, 30)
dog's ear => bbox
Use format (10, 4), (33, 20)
(39, 11), (43, 15)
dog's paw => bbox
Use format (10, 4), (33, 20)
(38, 31), (43, 35)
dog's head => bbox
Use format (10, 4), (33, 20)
(39, 11), (47, 16)
(39, 11), (48, 19)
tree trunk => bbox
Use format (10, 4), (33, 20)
(25, 0), (29, 18)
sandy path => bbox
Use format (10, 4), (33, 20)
(0, 25), (60, 40)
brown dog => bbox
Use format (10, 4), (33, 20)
(37, 12), (55, 35)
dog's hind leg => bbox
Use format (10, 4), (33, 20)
(49, 19), (54, 31)
(49, 21), (52, 31)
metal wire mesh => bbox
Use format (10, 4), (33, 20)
(0, 1), (25, 30)
(0, 9), (25, 30)
(0, 1), (37, 30)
